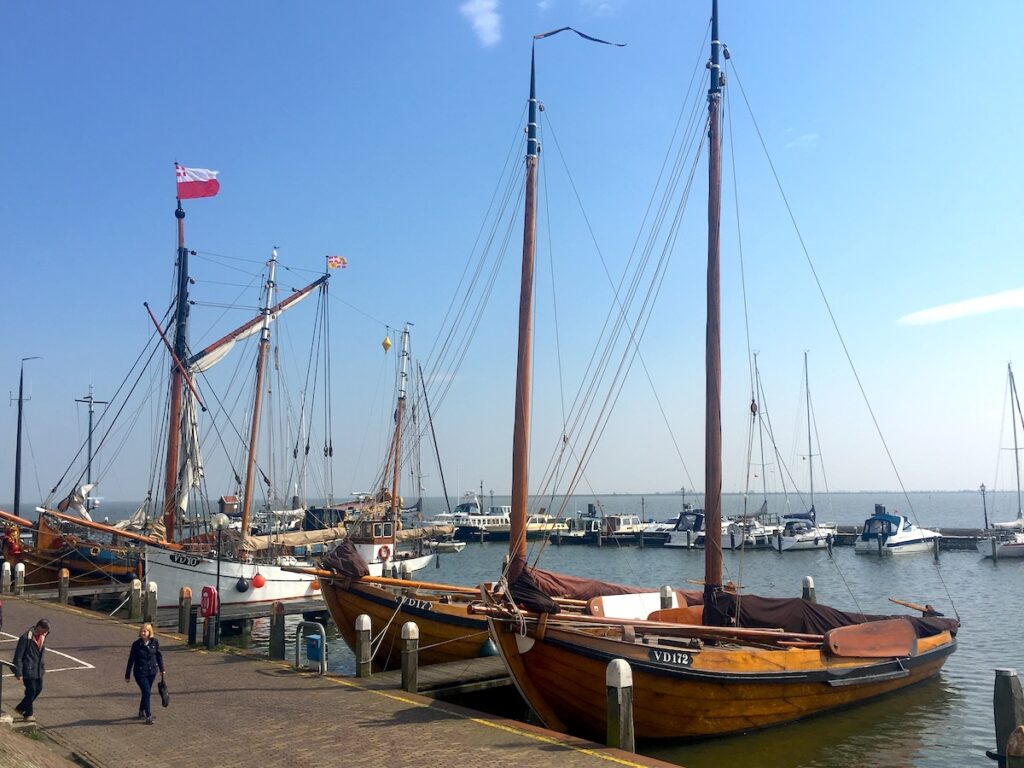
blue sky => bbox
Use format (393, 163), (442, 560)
(2, 1), (1023, 506)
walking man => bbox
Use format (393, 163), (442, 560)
(13, 618), (49, 722)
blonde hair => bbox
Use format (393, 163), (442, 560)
(140, 623), (155, 638)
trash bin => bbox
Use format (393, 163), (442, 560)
(306, 634), (323, 670)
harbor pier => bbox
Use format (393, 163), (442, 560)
(0, 595), (674, 768)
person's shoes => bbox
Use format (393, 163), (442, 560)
(145, 716), (154, 725)
(23, 714), (36, 723)
(137, 709), (145, 720)
(13, 706), (24, 717)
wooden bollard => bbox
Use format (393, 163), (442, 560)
(14, 563), (25, 595)
(401, 621), (419, 693)
(269, 601), (286, 660)
(58, 568), (70, 604)
(177, 587), (192, 634)
(993, 669), (1024, 762)
(355, 614), (372, 678)
(660, 585), (673, 610)
(1008, 725), (1024, 768)
(606, 659), (635, 752)
(129, 578), (142, 620)
(933, 536), (940, 562)
(144, 582), (158, 622)
(802, 576), (816, 603)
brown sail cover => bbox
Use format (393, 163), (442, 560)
(704, 591), (959, 639)
(322, 539), (370, 579)
(509, 566), (658, 613)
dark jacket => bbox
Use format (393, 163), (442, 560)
(125, 637), (164, 679)
(13, 628), (46, 680)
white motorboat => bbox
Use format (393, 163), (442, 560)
(854, 505), (941, 555)
(771, 509), (838, 552)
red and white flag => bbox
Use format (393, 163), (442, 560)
(175, 164), (220, 200)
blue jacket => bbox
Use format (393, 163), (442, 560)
(125, 637), (164, 678)
(13, 628), (46, 680)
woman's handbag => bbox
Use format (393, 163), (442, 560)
(158, 678), (170, 708)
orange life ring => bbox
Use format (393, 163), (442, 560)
(377, 545), (391, 561)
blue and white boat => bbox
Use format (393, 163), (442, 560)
(854, 504), (941, 555)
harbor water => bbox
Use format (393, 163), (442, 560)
(126, 490), (1020, 767)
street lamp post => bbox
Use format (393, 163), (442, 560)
(980, 483), (989, 531)
(210, 512), (230, 645)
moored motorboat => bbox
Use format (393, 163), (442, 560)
(854, 505), (941, 555)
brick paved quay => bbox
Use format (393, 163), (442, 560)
(0, 596), (678, 768)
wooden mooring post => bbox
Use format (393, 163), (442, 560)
(401, 622), (419, 693)
(660, 585), (673, 610)
(128, 578), (142, 620)
(802, 576), (816, 603)
(58, 568), (70, 604)
(606, 659), (635, 752)
(1008, 726), (1024, 768)
(144, 582), (157, 623)
(177, 588), (192, 633)
(14, 563), (25, 595)
(269, 601), (286, 660)
(355, 614), (372, 678)
(989, 668), (1024, 764)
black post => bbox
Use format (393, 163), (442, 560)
(187, 605), (198, 645)
(982, 483), (990, 530)
(13, 357), (40, 518)
(216, 527), (223, 645)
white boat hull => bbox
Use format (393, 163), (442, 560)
(854, 537), (939, 556)
(145, 546), (322, 609)
(146, 546), (435, 608)
(977, 535), (1024, 558)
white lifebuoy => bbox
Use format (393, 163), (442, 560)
(377, 545), (391, 561)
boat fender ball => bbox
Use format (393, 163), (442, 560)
(479, 638), (498, 658)
(251, 573), (266, 589)
(235, 577), (250, 592)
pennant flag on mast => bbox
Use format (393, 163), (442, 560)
(175, 163), (220, 199)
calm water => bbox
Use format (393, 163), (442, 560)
(99, 491), (1021, 767)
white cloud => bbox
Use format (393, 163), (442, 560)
(899, 288), (1024, 325)
(537, 0), (552, 11)
(460, 0), (502, 47)
(786, 133), (818, 149)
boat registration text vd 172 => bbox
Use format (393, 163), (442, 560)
(648, 649), (693, 667)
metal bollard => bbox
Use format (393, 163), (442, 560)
(1, 561), (10, 592)
(177, 587), (192, 634)
(269, 601), (286, 660)
(204, 615), (217, 650)
(355, 614), (372, 678)
(991, 668), (1024, 763)
(129, 578), (142, 620)
(14, 563), (25, 595)
(187, 605), (198, 646)
(58, 568), (70, 604)
(606, 659), (635, 752)
(660, 585), (673, 610)
(802, 576), (816, 603)
(401, 622), (419, 693)
(144, 582), (158, 623)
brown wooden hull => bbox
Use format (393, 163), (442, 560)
(320, 579), (491, 671)
(489, 617), (956, 741)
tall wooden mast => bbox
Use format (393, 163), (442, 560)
(239, 249), (279, 538)
(13, 356), (40, 518)
(162, 201), (190, 541)
(507, 45), (541, 583)
(389, 326), (411, 525)
(703, 0), (725, 603)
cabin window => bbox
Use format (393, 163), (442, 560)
(373, 522), (384, 538)
(383, 522), (393, 537)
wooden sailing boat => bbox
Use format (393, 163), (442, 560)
(311, 31), (630, 671)
(478, 0), (959, 742)
(978, 363), (1024, 556)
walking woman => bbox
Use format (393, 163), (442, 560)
(125, 623), (165, 725)
(13, 618), (49, 722)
